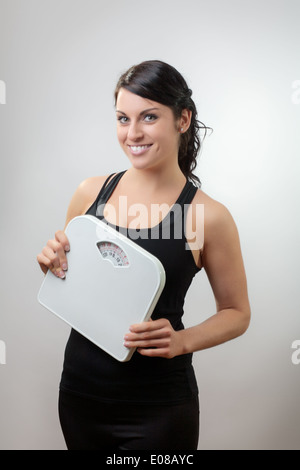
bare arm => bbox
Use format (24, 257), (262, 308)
(124, 200), (251, 357)
(178, 202), (251, 354)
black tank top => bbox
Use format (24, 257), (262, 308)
(60, 171), (200, 404)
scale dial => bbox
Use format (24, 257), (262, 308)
(97, 241), (129, 267)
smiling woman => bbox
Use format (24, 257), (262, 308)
(116, 89), (188, 169)
(114, 61), (208, 186)
(37, 60), (250, 451)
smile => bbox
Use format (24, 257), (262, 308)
(128, 145), (152, 155)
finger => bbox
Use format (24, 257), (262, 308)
(42, 245), (60, 271)
(137, 347), (171, 358)
(47, 239), (68, 272)
(129, 318), (169, 333)
(55, 230), (70, 252)
(55, 231), (70, 271)
(124, 337), (170, 349)
(37, 253), (53, 274)
(38, 250), (64, 278)
(125, 327), (170, 342)
(42, 245), (66, 278)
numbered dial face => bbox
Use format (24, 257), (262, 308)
(97, 241), (129, 267)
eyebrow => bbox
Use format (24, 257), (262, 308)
(116, 107), (160, 116)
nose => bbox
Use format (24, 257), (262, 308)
(127, 121), (143, 141)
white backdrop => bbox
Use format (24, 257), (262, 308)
(0, 0), (299, 450)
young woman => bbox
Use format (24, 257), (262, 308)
(37, 60), (251, 450)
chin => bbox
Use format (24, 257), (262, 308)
(127, 155), (160, 171)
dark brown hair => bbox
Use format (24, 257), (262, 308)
(114, 60), (210, 187)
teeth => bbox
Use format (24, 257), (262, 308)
(130, 145), (150, 151)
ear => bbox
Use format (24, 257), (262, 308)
(178, 109), (192, 133)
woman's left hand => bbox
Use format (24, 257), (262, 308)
(124, 319), (184, 359)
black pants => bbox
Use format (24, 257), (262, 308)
(59, 390), (199, 450)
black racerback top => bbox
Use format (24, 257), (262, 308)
(60, 171), (201, 404)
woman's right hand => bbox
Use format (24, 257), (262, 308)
(36, 175), (109, 278)
(37, 230), (70, 278)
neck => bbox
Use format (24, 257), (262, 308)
(126, 163), (186, 191)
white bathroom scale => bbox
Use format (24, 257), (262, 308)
(38, 215), (166, 362)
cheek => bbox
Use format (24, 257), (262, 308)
(159, 128), (179, 150)
(117, 127), (127, 145)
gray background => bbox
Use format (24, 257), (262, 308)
(0, 0), (299, 450)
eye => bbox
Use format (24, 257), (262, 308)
(144, 114), (157, 122)
(117, 115), (129, 124)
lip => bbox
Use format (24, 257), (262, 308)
(127, 144), (153, 156)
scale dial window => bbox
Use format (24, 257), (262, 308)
(97, 241), (129, 267)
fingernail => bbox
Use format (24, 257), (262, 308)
(62, 263), (68, 271)
(65, 245), (70, 252)
(58, 271), (66, 279)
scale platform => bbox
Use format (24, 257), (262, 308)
(38, 215), (166, 362)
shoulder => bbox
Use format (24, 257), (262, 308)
(192, 188), (239, 246)
(64, 175), (111, 227)
(77, 175), (109, 201)
(192, 188), (234, 222)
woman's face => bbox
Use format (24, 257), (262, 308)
(115, 88), (182, 171)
